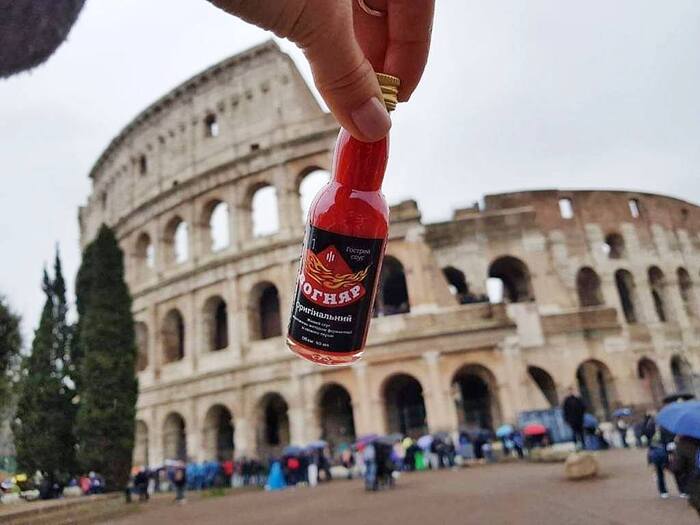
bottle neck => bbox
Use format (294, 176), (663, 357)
(332, 128), (389, 191)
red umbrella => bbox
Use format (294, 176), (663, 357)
(522, 423), (547, 436)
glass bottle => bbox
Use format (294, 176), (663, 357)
(287, 73), (400, 366)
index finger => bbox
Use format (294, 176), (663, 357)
(384, 0), (435, 102)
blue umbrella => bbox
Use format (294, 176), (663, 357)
(496, 424), (514, 438)
(657, 401), (700, 439)
(307, 440), (328, 449)
(612, 408), (632, 418)
(583, 413), (598, 429)
(282, 445), (303, 456)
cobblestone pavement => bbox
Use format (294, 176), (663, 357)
(104, 449), (698, 525)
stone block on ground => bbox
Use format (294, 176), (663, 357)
(528, 447), (570, 463)
(565, 452), (599, 480)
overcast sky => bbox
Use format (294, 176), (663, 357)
(2, 0), (700, 343)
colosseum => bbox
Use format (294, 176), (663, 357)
(79, 41), (700, 466)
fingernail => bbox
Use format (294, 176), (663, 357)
(351, 98), (391, 141)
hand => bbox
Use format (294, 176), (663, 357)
(208, 0), (434, 142)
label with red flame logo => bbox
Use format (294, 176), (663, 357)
(288, 226), (384, 353)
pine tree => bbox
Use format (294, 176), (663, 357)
(0, 295), (22, 409)
(13, 268), (75, 482)
(75, 225), (137, 490)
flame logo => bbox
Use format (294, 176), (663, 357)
(305, 251), (370, 290)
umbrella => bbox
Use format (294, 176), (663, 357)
(663, 393), (696, 404)
(496, 424), (514, 438)
(656, 401), (700, 439)
(307, 440), (328, 449)
(583, 413), (598, 430)
(384, 433), (404, 443)
(417, 434), (434, 450)
(522, 423), (547, 437)
(354, 434), (379, 449)
(612, 408), (632, 418)
(282, 445), (303, 456)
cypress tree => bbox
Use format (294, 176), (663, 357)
(13, 268), (75, 482)
(75, 225), (137, 490)
(0, 294), (22, 410)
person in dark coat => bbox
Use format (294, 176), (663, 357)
(562, 388), (586, 449)
(673, 435), (699, 508)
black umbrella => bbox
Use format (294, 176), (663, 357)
(663, 393), (696, 404)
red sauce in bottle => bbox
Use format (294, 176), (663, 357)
(287, 128), (390, 366)
(287, 75), (399, 366)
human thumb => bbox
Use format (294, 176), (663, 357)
(299, 11), (391, 142)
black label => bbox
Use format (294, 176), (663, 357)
(288, 225), (385, 353)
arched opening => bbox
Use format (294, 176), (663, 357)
(637, 358), (665, 408)
(648, 266), (670, 323)
(202, 405), (234, 461)
(162, 309), (185, 363)
(164, 217), (189, 265)
(134, 420), (149, 467)
(614, 269), (639, 323)
(677, 267), (697, 318)
(488, 256), (534, 303)
(134, 232), (155, 278)
(135, 322), (149, 372)
(576, 267), (604, 307)
(257, 393), (290, 458)
(298, 169), (330, 221)
(442, 266), (487, 304)
(452, 365), (501, 430)
(671, 355), (695, 394)
(558, 198), (574, 219)
(251, 185), (279, 237)
(204, 113), (219, 138)
(527, 366), (558, 407)
(374, 256), (410, 316)
(205, 201), (230, 252)
(249, 282), (282, 340)
(603, 233), (625, 259)
(318, 384), (356, 451)
(204, 296), (228, 351)
(163, 413), (187, 461)
(576, 360), (618, 420)
(383, 374), (427, 437)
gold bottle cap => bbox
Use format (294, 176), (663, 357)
(377, 73), (400, 112)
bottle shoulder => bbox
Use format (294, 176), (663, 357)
(309, 182), (389, 239)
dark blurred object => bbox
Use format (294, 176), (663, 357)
(663, 393), (696, 404)
(0, 0), (86, 78)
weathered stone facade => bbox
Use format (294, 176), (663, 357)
(80, 41), (699, 466)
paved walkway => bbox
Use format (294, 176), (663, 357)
(99, 449), (699, 525)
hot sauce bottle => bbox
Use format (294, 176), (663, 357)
(287, 73), (400, 366)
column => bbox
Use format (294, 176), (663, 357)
(288, 373), (306, 445)
(422, 351), (454, 432)
(148, 407), (162, 467)
(351, 362), (376, 435)
(186, 398), (202, 463)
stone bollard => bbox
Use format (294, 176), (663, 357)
(564, 452), (599, 480)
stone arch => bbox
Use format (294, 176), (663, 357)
(250, 184), (279, 237)
(164, 216), (189, 265)
(670, 354), (694, 394)
(576, 267), (604, 307)
(576, 359), (618, 420)
(202, 199), (230, 253)
(488, 256), (534, 303)
(163, 412), (187, 461)
(316, 383), (356, 451)
(248, 282), (282, 340)
(527, 366), (558, 407)
(256, 393), (290, 458)
(375, 255), (410, 316)
(134, 420), (149, 467)
(603, 233), (625, 259)
(648, 266), (670, 322)
(614, 269), (639, 323)
(677, 267), (697, 318)
(298, 167), (330, 221)
(637, 358), (665, 408)
(134, 232), (155, 278)
(203, 296), (228, 351)
(452, 364), (502, 430)
(441, 266), (486, 304)
(202, 404), (235, 461)
(162, 308), (185, 363)
(135, 321), (149, 372)
(382, 373), (427, 437)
